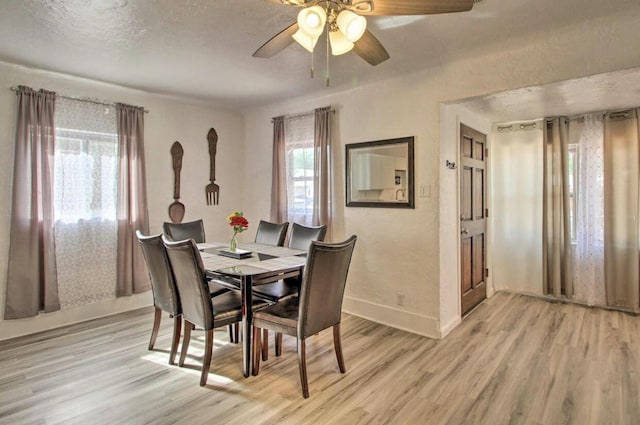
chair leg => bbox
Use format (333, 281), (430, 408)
(235, 323), (240, 343)
(228, 324), (235, 343)
(261, 329), (269, 361)
(333, 324), (346, 373)
(200, 329), (214, 386)
(275, 332), (283, 357)
(297, 337), (309, 398)
(148, 307), (162, 350)
(179, 320), (193, 367)
(252, 326), (262, 376)
(169, 315), (182, 365)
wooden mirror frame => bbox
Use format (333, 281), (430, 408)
(345, 136), (415, 209)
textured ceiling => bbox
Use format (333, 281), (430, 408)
(0, 0), (639, 110)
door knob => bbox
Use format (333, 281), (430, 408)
(461, 228), (469, 235)
(460, 214), (467, 221)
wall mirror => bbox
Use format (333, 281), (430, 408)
(346, 136), (415, 208)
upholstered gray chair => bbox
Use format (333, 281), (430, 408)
(253, 223), (328, 359)
(163, 219), (206, 244)
(162, 219), (239, 341)
(252, 235), (357, 398)
(163, 236), (268, 386)
(136, 231), (183, 365)
(254, 220), (289, 246)
(288, 223), (327, 251)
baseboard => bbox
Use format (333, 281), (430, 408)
(342, 296), (441, 339)
(439, 315), (462, 338)
(0, 292), (152, 341)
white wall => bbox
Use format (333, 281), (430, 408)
(0, 61), (245, 340)
(243, 8), (640, 338)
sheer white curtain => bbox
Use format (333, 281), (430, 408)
(571, 115), (606, 306)
(284, 113), (315, 225)
(54, 97), (118, 309)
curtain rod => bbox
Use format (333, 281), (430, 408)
(496, 121), (539, 132)
(544, 106), (638, 123)
(271, 107), (335, 122)
(9, 86), (149, 113)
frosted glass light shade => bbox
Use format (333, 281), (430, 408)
(293, 28), (319, 52)
(336, 10), (366, 42)
(297, 6), (326, 37)
(329, 30), (354, 55)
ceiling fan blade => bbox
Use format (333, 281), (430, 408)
(262, 0), (312, 5)
(353, 30), (390, 66)
(253, 22), (299, 58)
(361, 0), (474, 15)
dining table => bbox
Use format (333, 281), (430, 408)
(197, 241), (307, 378)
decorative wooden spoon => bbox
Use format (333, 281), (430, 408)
(168, 141), (185, 223)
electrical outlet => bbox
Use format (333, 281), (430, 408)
(397, 292), (405, 307)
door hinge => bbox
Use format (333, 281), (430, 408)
(485, 208), (489, 218)
(485, 148), (489, 158)
(485, 268), (489, 278)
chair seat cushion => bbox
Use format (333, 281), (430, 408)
(212, 291), (269, 326)
(252, 280), (298, 302)
(253, 296), (299, 336)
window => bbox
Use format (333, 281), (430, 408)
(54, 128), (118, 222)
(284, 114), (314, 224)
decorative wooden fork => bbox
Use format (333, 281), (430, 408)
(206, 181), (219, 206)
(206, 128), (220, 206)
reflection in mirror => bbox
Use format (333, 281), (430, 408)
(346, 137), (414, 208)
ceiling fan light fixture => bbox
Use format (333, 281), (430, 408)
(292, 28), (319, 52)
(336, 10), (367, 42)
(297, 5), (326, 37)
(329, 30), (354, 55)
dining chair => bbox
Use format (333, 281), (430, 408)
(163, 236), (269, 386)
(163, 219), (206, 243)
(136, 231), (183, 365)
(254, 220), (289, 246)
(288, 223), (327, 251)
(252, 235), (357, 398)
(162, 219), (240, 342)
(253, 223), (327, 359)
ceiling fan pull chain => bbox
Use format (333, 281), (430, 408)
(310, 49), (314, 79)
(325, 24), (330, 87)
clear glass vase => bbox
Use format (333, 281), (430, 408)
(229, 232), (238, 252)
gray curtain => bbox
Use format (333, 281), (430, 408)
(313, 106), (332, 238)
(116, 103), (150, 296)
(603, 109), (640, 310)
(270, 116), (288, 223)
(542, 117), (573, 298)
(5, 86), (60, 319)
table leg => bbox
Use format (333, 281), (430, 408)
(241, 275), (253, 378)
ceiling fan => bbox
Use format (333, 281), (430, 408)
(253, 0), (475, 67)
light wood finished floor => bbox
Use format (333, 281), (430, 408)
(1, 292), (638, 425)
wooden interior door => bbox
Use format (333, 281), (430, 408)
(460, 123), (487, 316)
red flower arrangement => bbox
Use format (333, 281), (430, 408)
(227, 211), (248, 251)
